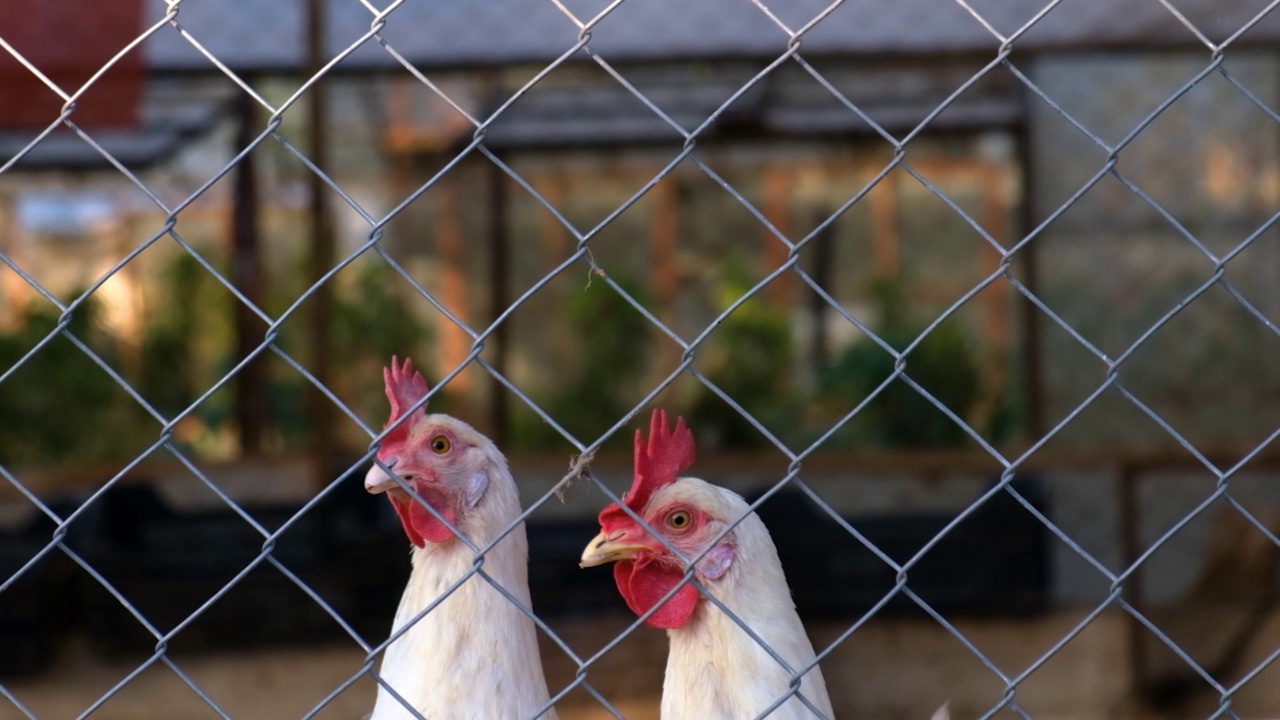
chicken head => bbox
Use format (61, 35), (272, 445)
(364, 356), (490, 546)
(580, 409), (739, 629)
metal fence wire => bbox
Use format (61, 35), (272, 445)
(4, 0), (1280, 718)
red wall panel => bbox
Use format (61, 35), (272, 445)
(0, 0), (145, 129)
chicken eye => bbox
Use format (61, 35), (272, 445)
(430, 436), (451, 454)
(666, 510), (692, 530)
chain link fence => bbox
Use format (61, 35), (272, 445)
(4, 1), (1280, 718)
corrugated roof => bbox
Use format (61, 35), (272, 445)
(141, 0), (1280, 72)
(478, 60), (1022, 150)
(8, 1), (1274, 168)
(0, 80), (236, 170)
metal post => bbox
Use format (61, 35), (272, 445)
(1014, 118), (1045, 441)
(232, 90), (266, 456)
(808, 205), (836, 373)
(306, 0), (337, 481)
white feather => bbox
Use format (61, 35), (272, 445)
(655, 479), (835, 720)
(656, 479), (951, 720)
(369, 439), (556, 720)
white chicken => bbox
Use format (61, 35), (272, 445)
(580, 409), (949, 720)
(363, 357), (556, 720)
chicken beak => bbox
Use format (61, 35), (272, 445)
(579, 531), (648, 568)
(364, 464), (398, 494)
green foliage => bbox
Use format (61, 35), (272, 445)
(137, 252), (208, 419)
(0, 295), (154, 467)
(1, 248), (440, 469)
(134, 250), (240, 455)
(818, 277), (982, 448)
(331, 260), (434, 426)
(207, 256), (436, 449)
(687, 259), (798, 449)
(513, 274), (650, 450)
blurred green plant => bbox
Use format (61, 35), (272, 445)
(138, 252), (220, 420)
(135, 250), (237, 456)
(817, 276), (984, 448)
(687, 258), (799, 449)
(331, 260), (435, 425)
(0, 294), (155, 467)
(230, 255), (435, 451)
(512, 273), (650, 450)
(4, 248), (440, 470)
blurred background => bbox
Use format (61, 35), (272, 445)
(3, 1), (1280, 718)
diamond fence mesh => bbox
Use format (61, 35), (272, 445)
(3, 1), (1280, 718)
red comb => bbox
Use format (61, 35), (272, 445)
(382, 355), (429, 444)
(625, 408), (696, 510)
(599, 409), (695, 533)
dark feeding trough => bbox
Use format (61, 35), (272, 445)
(750, 476), (1051, 618)
(76, 479), (409, 659)
(0, 499), (79, 677)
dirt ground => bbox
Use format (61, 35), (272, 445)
(5, 458), (1280, 719)
(7, 609), (1279, 720)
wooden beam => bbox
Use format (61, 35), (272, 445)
(650, 177), (678, 321)
(305, 0), (337, 484)
(761, 165), (793, 303)
(972, 162), (1012, 435)
(536, 171), (569, 270)
(232, 91), (266, 457)
(980, 166), (1010, 352)
(0, 190), (19, 327)
(868, 171), (900, 279)
(381, 77), (475, 155)
(486, 156), (510, 445)
(434, 175), (471, 397)
(387, 76), (412, 136)
(807, 204), (837, 370)
(1015, 122), (1046, 441)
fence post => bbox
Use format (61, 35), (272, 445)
(486, 151), (510, 446)
(232, 90), (266, 456)
(1014, 118), (1045, 441)
(306, 0), (337, 483)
